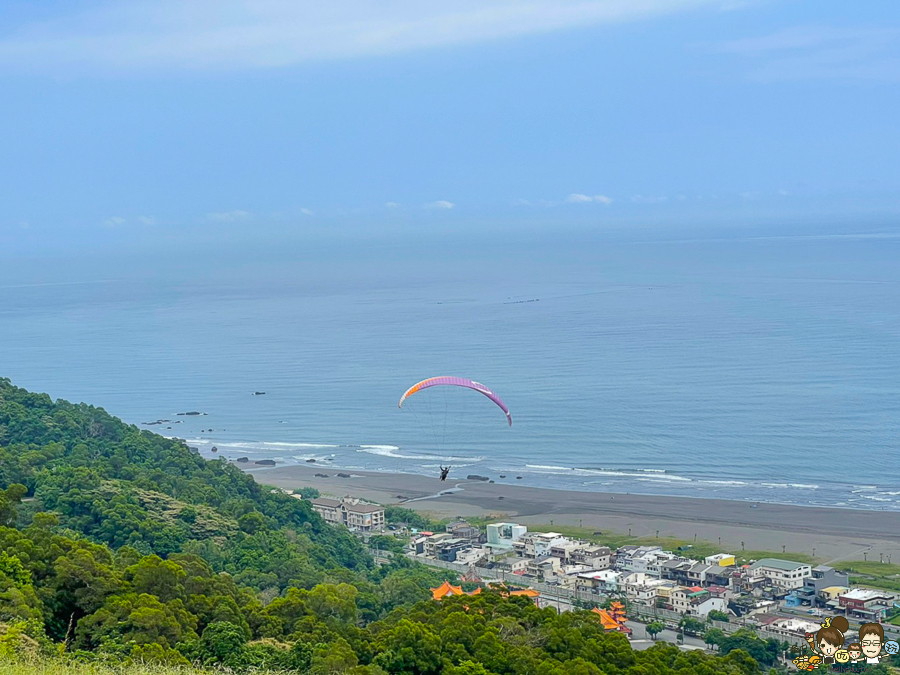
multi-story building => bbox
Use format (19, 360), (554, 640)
(576, 569), (621, 594)
(571, 545), (612, 570)
(795, 565), (851, 607)
(434, 538), (473, 563)
(486, 522), (527, 549)
(526, 555), (561, 581)
(446, 520), (482, 541)
(523, 533), (569, 558)
(670, 586), (728, 618)
(747, 559), (812, 591)
(310, 497), (385, 532)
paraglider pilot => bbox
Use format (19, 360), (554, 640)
(440, 466), (450, 482)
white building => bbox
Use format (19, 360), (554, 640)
(748, 559), (812, 591)
(486, 522), (528, 549)
(455, 547), (489, 566)
(577, 569), (621, 594)
(622, 572), (670, 604)
(523, 532), (570, 558)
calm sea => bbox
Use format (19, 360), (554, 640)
(2, 222), (899, 510)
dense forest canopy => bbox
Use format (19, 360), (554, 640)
(0, 378), (768, 673)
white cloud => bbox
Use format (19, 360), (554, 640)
(0, 0), (738, 73)
(137, 215), (156, 225)
(714, 26), (900, 82)
(300, 208), (314, 216)
(567, 193), (612, 204)
(102, 216), (126, 228)
(631, 195), (668, 204)
(206, 209), (251, 222)
(385, 202), (401, 209)
(426, 200), (454, 210)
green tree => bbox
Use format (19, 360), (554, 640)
(646, 621), (665, 641)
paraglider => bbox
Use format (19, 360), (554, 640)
(399, 376), (512, 480)
(398, 377), (512, 426)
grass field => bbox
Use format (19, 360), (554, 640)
(523, 523), (816, 566)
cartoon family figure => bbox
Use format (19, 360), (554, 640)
(793, 617), (897, 670)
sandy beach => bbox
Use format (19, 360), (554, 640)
(244, 464), (900, 564)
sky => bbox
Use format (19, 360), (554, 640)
(1, 0), (899, 266)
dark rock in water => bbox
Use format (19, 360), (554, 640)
(253, 391), (266, 395)
(396, 495), (407, 499)
(516, 476), (523, 480)
(211, 446), (218, 452)
(166, 427), (172, 429)
(498, 496), (505, 500)
(466, 475), (489, 481)
(177, 411), (206, 416)
(489, 480), (495, 483)
(337, 473), (351, 478)
(236, 457), (249, 463)
(314, 473), (329, 478)
(499, 475), (506, 478)
(189, 447), (199, 453)
(255, 459), (276, 466)
(306, 459), (316, 463)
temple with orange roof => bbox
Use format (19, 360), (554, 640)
(592, 602), (632, 635)
(431, 582), (540, 605)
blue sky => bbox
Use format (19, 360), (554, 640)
(2, 0), (899, 261)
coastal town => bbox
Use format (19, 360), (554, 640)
(309, 494), (900, 652)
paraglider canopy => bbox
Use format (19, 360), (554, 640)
(398, 376), (512, 426)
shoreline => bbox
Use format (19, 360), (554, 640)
(244, 464), (900, 563)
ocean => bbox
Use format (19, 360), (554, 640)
(2, 221), (899, 510)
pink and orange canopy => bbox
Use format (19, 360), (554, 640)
(398, 376), (512, 426)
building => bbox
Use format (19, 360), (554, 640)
(523, 532), (569, 558)
(577, 570), (621, 594)
(795, 565), (851, 607)
(616, 546), (679, 576)
(311, 497), (385, 532)
(838, 589), (896, 621)
(570, 545), (612, 570)
(747, 559), (812, 591)
(526, 555), (561, 581)
(766, 618), (822, 638)
(486, 523), (528, 549)
(455, 547), (489, 566)
(494, 556), (529, 574)
(446, 520), (482, 541)
(705, 553), (737, 567)
(434, 538), (473, 563)
(422, 533), (454, 558)
(670, 586), (728, 618)
(622, 572), (670, 605)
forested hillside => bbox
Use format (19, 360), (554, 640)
(0, 378), (765, 673)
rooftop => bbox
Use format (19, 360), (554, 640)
(842, 588), (894, 601)
(750, 558), (810, 572)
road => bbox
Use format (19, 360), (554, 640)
(625, 621), (709, 652)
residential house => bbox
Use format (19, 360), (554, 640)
(526, 555), (561, 581)
(446, 520), (483, 542)
(839, 589), (896, 622)
(705, 553), (736, 567)
(310, 497), (385, 532)
(486, 523), (527, 549)
(494, 556), (529, 575)
(571, 545), (612, 570)
(747, 559), (812, 591)
(670, 586), (728, 618)
(795, 565), (851, 607)
(523, 533), (569, 558)
(434, 538), (472, 563)
(576, 570), (621, 594)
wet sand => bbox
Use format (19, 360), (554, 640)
(245, 464), (900, 564)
